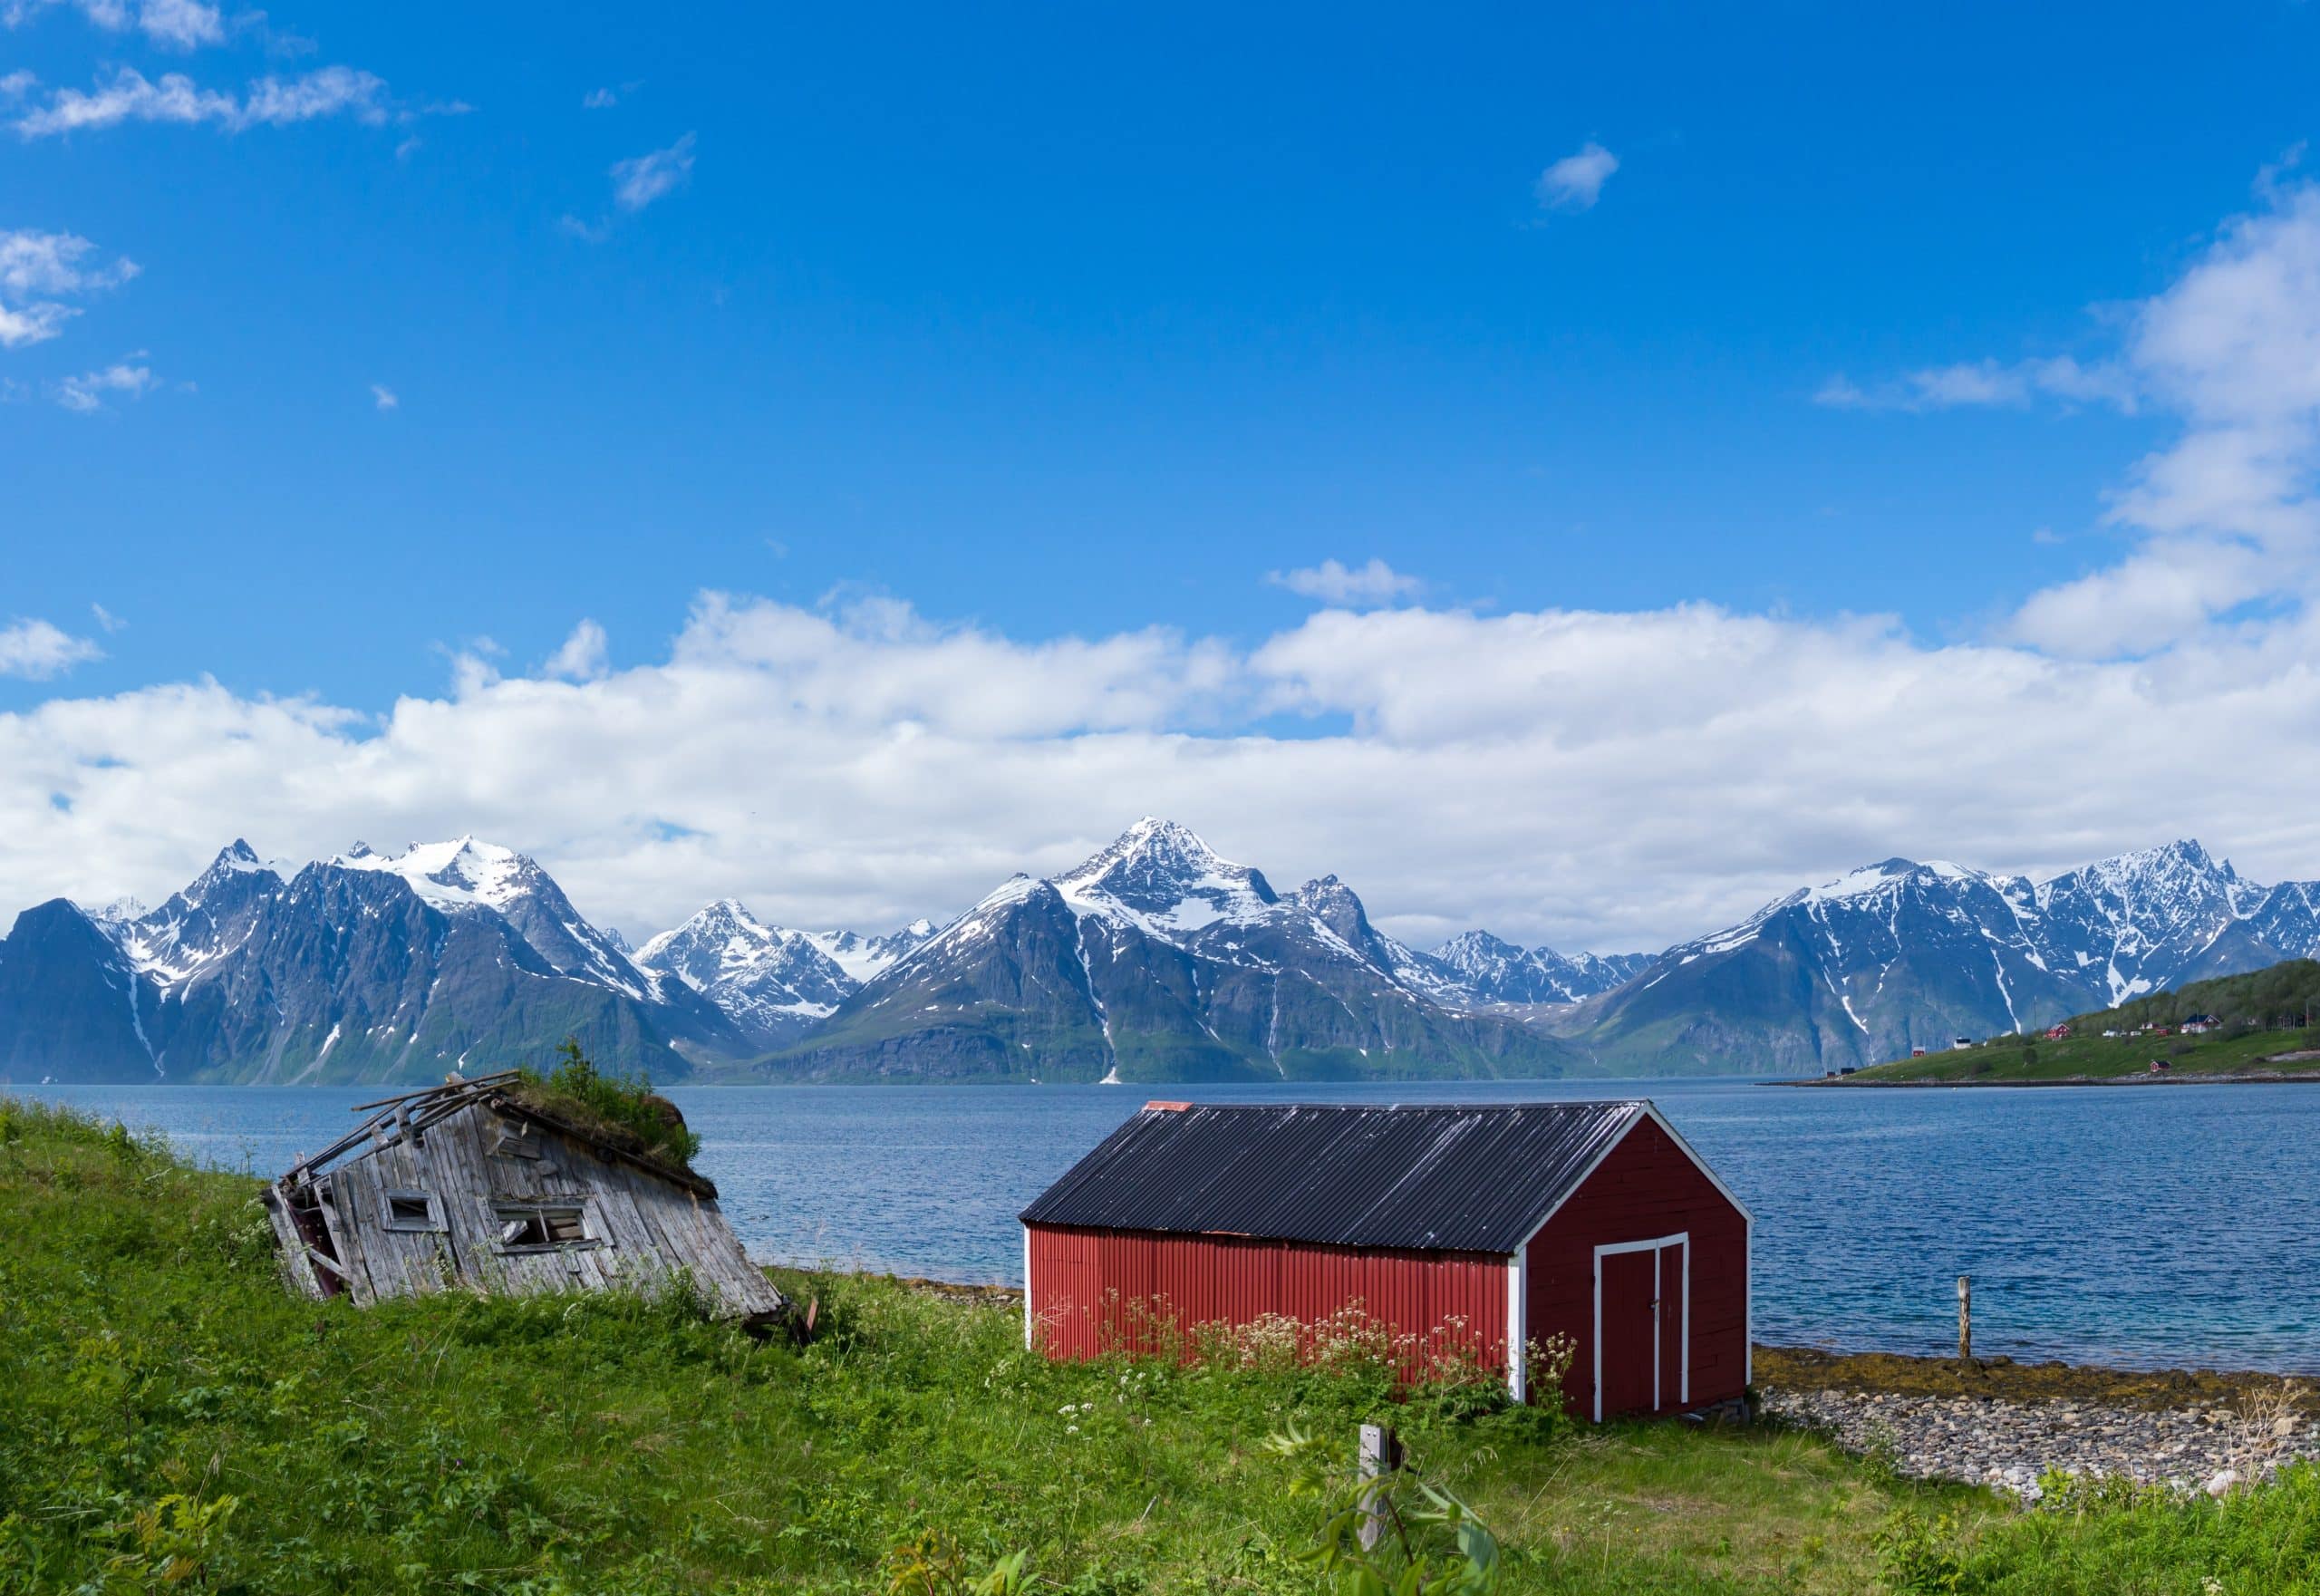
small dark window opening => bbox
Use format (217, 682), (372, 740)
(496, 1205), (590, 1250)
(382, 1190), (444, 1233)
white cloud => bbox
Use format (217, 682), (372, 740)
(1815, 355), (2134, 413)
(0, 299), (74, 347)
(132, 0), (221, 47)
(55, 359), (156, 411)
(90, 603), (124, 633)
(0, 69), (35, 100)
(370, 382), (397, 410)
(21, 590), (2320, 956)
(1829, 176), (2320, 658)
(556, 213), (611, 244)
(0, 617), (101, 678)
(14, 65), (390, 137)
(3, 0), (224, 49)
(583, 86), (617, 110)
(611, 132), (693, 211)
(543, 618), (608, 682)
(1267, 558), (1423, 606)
(0, 228), (138, 348)
(1535, 141), (1618, 211)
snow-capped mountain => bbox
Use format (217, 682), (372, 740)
(798, 922), (935, 983)
(771, 818), (1572, 1082)
(1426, 931), (1652, 1006)
(13, 826), (2320, 1087)
(633, 900), (934, 1048)
(333, 837), (663, 1002)
(0, 838), (747, 1086)
(1560, 840), (2320, 1074)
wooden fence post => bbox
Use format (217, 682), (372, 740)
(1358, 1423), (1403, 1552)
(1957, 1275), (1971, 1362)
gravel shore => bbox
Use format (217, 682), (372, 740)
(1760, 1350), (2317, 1499)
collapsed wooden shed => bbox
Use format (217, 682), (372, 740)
(260, 1072), (787, 1327)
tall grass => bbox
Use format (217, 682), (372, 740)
(2, 1096), (2304, 1593)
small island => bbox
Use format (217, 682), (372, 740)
(1812, 959), (2320, 1086)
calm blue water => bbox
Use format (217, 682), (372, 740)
(17, 1077), (2318, 1374)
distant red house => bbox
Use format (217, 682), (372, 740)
(2044, 1023), (2074, 1040)
(1020, 1100), (1754, 1421)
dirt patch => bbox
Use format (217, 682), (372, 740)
(1757, 1344), (2320, 1415)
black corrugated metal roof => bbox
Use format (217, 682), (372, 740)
(1019, 1099), (1649, 1253)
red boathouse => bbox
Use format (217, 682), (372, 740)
(1020, 1099), (1752, 1419)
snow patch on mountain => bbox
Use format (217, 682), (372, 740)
(634, 895), (946, 1044)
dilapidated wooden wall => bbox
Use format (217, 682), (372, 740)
(263, 1100), (785, 1323)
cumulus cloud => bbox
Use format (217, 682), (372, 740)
(3, 0), (224, 49)
(1267, 558), (1423, 606)
(369, 382), (396, 410)
(55, 359), (156, 411)
(611, 132), (693, 211)
(1815, 355), (2135, 413)
(1536, 141), (1618, 211)
(1831, 175), (2320, 658)
(18, 591), (2320, 957)
(543, 618), (608, 682)
(13, 64), (391, 137)
(0, 617), (102, 678)
(0, 227), (138, 348)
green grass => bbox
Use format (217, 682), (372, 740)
(1847, 1025), (2320, 1084)
(1849, 957), (2320, 1084)
(4, 1096), (2315, 1594)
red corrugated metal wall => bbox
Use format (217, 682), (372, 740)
(1027, 1225), (1509, 1382)
(1524, 1117), (1749, 1417)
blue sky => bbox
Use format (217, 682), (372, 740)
(9, 2), (2320, 949)
(11, 1), (2302, 699)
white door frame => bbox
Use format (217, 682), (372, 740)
(1590, 1231), (1689, 1422)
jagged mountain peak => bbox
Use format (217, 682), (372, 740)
(1055, 818), (1279, 926)
(2038, 837), (2238, 897)
(634, 898), (856, 1042)
(331, 836), (535, 914)
(177, 838), (283, 901)
(1437, 928), (1521, 961)
(1427, 929), (1652, 1006)
(1797, 856), (1991, 905)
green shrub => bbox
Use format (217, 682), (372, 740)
(510, 1037), (701, 1171)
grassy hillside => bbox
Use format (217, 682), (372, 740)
(1844, 960), (2320, 1085)
(7, 1098), (2320, 1592)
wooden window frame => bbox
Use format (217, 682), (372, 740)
(382, 1189), (446, 1233)
(491, 1201), (600, 1254)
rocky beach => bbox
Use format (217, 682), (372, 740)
(1757, 1347), (2316, 1499)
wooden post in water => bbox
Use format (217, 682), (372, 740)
(1957, 1275), (1972, 1362)
(1358, 1423), (1403, 1552)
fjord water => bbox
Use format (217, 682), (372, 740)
(19, 1077), (2317, 1373)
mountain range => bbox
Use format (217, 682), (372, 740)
(1553, 840), (2320, 1073)
(5, 825), (2316, 1085)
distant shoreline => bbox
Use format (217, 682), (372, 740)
(1775, 1069), (2320, 1089)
